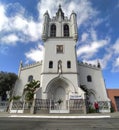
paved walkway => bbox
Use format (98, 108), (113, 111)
(0, 112), (119, 118)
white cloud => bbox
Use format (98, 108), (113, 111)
(113, 38), (119, 54)
(12, 16), (28, 31)
(77, 25), (110, 60)
(10, 16), (42, 42)
(0, 2), (42, 45)
(0, 1), (111, 66)
(112, 57), (119, 72)
(81, 33), (89, 42)
(0, 0), (98, 45)
(0, 4), (8, 31)
(1, 34), (19, 45)
(93, 18), (104, 27)
(25, 44), (44, 62)
(82, 52), (112, 70)
(38, 0), (58, 20)
(26, 21), (42, 41)
(111, 39), (119, 72)
(77, 38), (109, 59)
(37, 0), (97, 27)
(100, 53), (112, 69)
(114, 57), (119, 67)
(90, 29), (97, 41)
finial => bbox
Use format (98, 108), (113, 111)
(97, 60), (101, 68)
(59, 4), (61, 9)
(72, 10), (74, 13)
(56, 4), (64, 20)
(20, 60), (23, 66)
(71, 10), (76, 15)
(44, 10), (49, 15)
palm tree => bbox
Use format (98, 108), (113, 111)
(24, 80), (40, 101)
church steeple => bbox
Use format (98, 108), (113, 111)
(56, 4), (64, 20)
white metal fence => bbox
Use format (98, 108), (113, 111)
(0, 100), (110, 113)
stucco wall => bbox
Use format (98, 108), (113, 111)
(14, 62), (42, 97)
(78, 62), (109, 102)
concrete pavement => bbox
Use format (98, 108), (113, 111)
(0, 112), (119, 119)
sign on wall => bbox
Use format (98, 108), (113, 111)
(70, 94), (82, 99)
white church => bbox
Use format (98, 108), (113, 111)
(11, 5), (110, 114)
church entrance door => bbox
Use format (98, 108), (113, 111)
(46, 77), (71, 113)
(49, 86), (69, 113)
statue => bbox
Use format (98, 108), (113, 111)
(58, 60), (62, 74)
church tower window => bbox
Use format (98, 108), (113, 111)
(56, 45), (63, 53)
(67, 61), (71, 68)
(49, 61), (53, 68)
(64, 24), (69, 37)
(87, 75), (92, 82)
(50, 24), (56, 37)
(28, 75), (33, 82)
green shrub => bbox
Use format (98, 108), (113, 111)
(88, 106), (96, 113)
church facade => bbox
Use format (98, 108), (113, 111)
(11, 5), (110, 114)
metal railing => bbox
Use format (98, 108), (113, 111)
(98, 101), (110, 111)
(69, 99), (84, 110)
(0, 101), (9, 112)
(8, 99), (110, 113)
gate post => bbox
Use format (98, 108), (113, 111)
(84, 99), (87, 114)
(49, 99), (51, 113)
(30, 94), (36, 114)
(9, 100), (13, 113)
(30, 99), (35, 114)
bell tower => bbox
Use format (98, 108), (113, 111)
(42, 5), (78, 40)
(36, 5), (84, 100)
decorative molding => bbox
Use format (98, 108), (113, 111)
(78, 61), (101, 71)
(41, 72), (78, 75)
(21, 61), (42, 70)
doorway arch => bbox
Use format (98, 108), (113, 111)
(45, 77), (76, 100)
(45, 77), (76, 113)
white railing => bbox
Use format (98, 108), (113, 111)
(98, 101), (111, 113)
(9, 99), (86, 114)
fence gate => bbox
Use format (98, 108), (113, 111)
(49, 100), (69, 113)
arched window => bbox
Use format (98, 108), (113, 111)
(49, 61), (53, 68)
(28, 75), (33, 82)
(64, 24), (69, 37)
(67, 61), (71, 68)
(50, 24), (56, 37)
(87, 75), (92, 82)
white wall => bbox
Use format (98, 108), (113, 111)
(14, 63), (42, 97)
(78, 62), (109, 101)
(42, 38), (77, 73)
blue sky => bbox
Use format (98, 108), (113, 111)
(0, 0), (119, 88)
